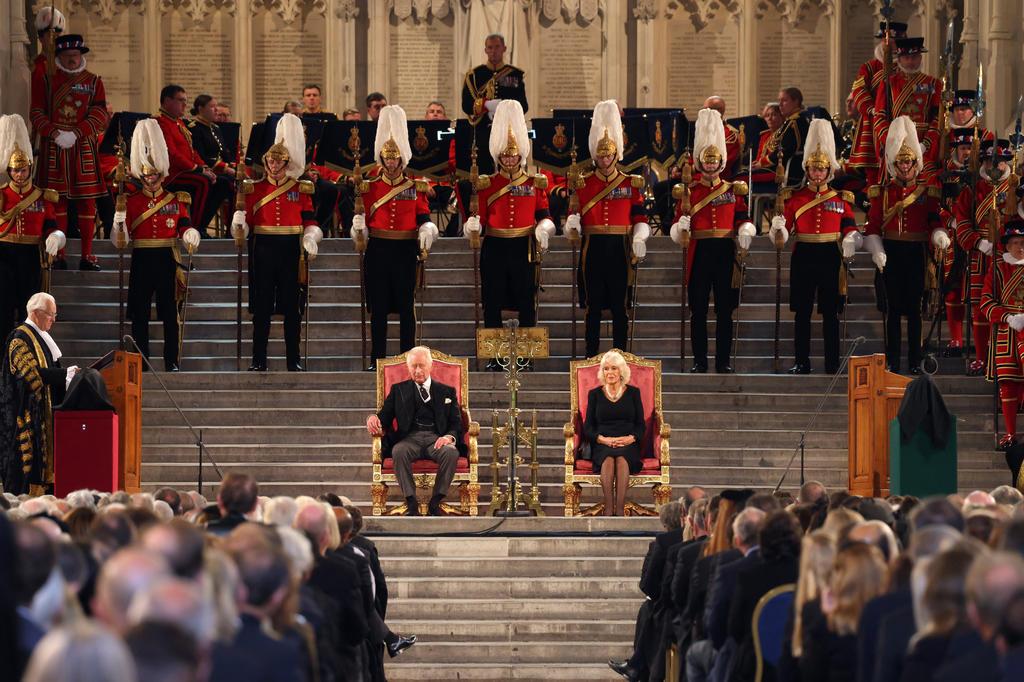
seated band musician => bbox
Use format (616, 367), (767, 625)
(365, 346), (463, 516)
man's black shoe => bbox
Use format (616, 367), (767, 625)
(165, 363), (180, 372)
(365, 362), (377, 372)
(248, 361), (267, 372)
(787, 363), (811, 375)
(427, 494), (445, 516)
(404, 497), (420, 516)
(689, 363), (708, 374)
(485, 358), (502, 372)
(79, 258), (102, 271)
(52, 258), (68, 270)
(716, 365), (734, 374)
(287, 362), (304, 372)
(386, 634), (417, 658)
(608, 659), (640, 681)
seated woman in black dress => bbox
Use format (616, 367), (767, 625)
(583, 350), (646, 516)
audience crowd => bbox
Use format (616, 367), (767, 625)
(2, 473), (414, 682)
(612, 482), (1024, 682)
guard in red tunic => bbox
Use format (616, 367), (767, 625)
(872, 37), (942, 171)
(937, 128), (978, 357)
(350, 105), (438, 371)
(231, 113), (322, 372)
(669, 107), (754, 373)
(864, 116), (948, 374)
(29, 34), (109, 270)
(954, 138), (1014, 376)
(846, 21), (907, 185)
(981, 218), (1024, 447)
(769, 119), (858, 375)
(0, 115), (64, 343)
(31, 7), (65, 82)
(463, 100), (554, 370)
(564, 100), (651, 358)
(110, 120), (200, 372)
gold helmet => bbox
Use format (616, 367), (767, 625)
(264, 141), (291, 164)
(374, 105), (411, 167)
(699, 144), (723, 168)
(596, 128), (617, 158)
(894, 142), (917, 166)
(379, 136), (402, 161)
(693, 108), (727, 174)
(805, 143), (831, 170)
(802, 119), (840, 177)
(489, 100), (529, 168)
(501, 125), (519, 157)
(884, 115), (923, 178)
(130, 119), (170, 180)
(8, 143), (31, 170)
(588, 100), (624, 162)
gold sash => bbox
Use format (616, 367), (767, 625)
(129, 192), (176, 233)
(368, 179), (414, 219)
(485, 173), (530, 208)
(689, 181), (731, 217)
(793, 190), (838, 223)
(0, 188), (43, 237)
(252, 179), (297, 214)
(580, 173), (628, 218)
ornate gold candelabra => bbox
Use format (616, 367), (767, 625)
(476, 320), (548, 516)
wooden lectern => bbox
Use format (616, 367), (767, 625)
(848, 354), (911, 497)
(95, 351), (143, 492)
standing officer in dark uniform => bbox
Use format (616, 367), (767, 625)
(111, 119), (201, 372)
(350, 105), (439, 371)
(231, 113), (322, 372)
(865, 116), (948, 373)
(773, 87), (811, 185)
(564, 100), (651, 358)
(769, 119), (858, 375)
(463, 100), (554, 370)
(669, 108), (755, 374)
(0, 114), (64, 344)
(461, 34), (528, 126)
(188, 94), (236, 232)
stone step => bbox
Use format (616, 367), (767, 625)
(383, 662), (622, 681)
(377, 639), (632, 665)
(390, 577), (639, 600)
(371, 537), (653, 558)
(381, 557), (641, 578)
(384, 598), (642, 622)
(382, 618), (635, 642)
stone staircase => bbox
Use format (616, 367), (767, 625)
(48, 235), (1009, 509)
(367, 516), (658, 681)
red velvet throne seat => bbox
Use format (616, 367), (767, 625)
(563, 349), (671, 516)
(370, 349), (480, 516)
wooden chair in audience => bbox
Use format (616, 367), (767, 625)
(752, 583), (796, 682)
(563, 349), (671, 516)
(370, 348), (480, 516)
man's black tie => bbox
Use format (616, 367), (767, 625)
(418, 384), (429, 402)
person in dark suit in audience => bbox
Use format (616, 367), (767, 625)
(934, 552), (1024, 681)
(346, 504), (389, 620)
(672, 497), (713, 655)
(706, 507), (765, 650)
(209, 541), (306, 682)
(366, 346), (463, 516)
(800, 544), (887, 682)
(206, 473), (259, 536)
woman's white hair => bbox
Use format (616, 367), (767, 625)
(599, 350), (631, 384)
(65, 490), (97, 511)
(277, 525), (314, 578)
(22, 622), (137, 682)
(26, 292), (54, 314)
(263, 496), (299, 527)
(406, 346), (433, 368)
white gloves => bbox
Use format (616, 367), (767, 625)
(113, 210), (127, 230)
(418, 221), (439, 252)
(565, 213), (582, 241)
(769, 216), (789, 247)
(1009, 314), (1024, 332)
(231, 210), (248, 240)
(736, 222), (756, 251)
(463, 215), (482, 239)
(44, 230), (66, 256)
(670, 218), (691, 245)
(630, 221), (652, 260)
(978, 239), (993, 256)
(181, 228), (201, 252)
(932, 230), (951, 250)
(54, 130), (77, 149)
(302, 225), (323, 259)
(535, 218), (555, 252)
(841, 231), (862, 259)
(484, 99), (500, 119)
(864, 234), (887, 271)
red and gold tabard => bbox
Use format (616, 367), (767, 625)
(673, 178), (749, 239)
(362, 174), (430, 237)
(848, 58), (885, 173)
(953, 175), (1010, 305)
(243, 176), (316, 236)
(157, 110), (206, 181)
(0, 182), (58, 244)
(125, 188), (191, 244)
(981, 259), (1024, 382)
(29, 65), (109, 198)
(866, 179), (942, 241)
(873, 70), (942, 162)
(783, 184), (857, 244)
(477, 169), (549, 237)
(576, 169), (645, 235)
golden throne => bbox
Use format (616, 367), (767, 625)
(370, 349), (480, 516)
(563, 350), (672, 516)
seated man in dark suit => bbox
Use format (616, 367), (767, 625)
(366, 345), (463, 516)
(12, 520), (55, 678)
(210, 539), (306, 682)
(205, 472), (259, 536)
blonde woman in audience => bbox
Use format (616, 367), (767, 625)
(201, 547), (240, 643)
(821, 507), (863, 540)
(800, 543), (887, 682)
(791, 530), (836, 659)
